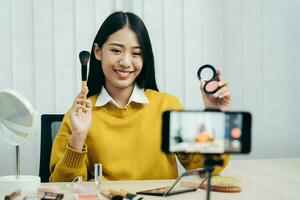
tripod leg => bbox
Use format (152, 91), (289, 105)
(206, 167), (213, 200)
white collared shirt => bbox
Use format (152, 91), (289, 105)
(95, 84), (149, 108)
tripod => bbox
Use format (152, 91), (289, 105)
(203, 154), (224, 200)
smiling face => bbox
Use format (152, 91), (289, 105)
(94, 26), (143, 93)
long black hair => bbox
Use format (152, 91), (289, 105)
(87, 11), (158, 97)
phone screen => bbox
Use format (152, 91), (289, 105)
(168, 111), (247, 154)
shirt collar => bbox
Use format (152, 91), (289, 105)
(95, 84), (149, 108)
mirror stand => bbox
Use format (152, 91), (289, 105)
(16, 145), (20, 178)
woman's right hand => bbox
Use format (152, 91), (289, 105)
(69, 87), (92, 151)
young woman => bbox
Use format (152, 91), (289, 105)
(49, 11), (231, 182)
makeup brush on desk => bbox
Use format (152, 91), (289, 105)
(108, 189), (143, 200)
(79, 51), (90, 105)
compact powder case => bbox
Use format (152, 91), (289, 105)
(197, 64), (221, 95)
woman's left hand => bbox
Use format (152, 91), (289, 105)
(200, 69), (232, 111)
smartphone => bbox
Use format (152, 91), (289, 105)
(162, 110), (251, 154)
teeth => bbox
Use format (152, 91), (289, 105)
(116, 70), (131, 78)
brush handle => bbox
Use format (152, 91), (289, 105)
(199, 184), (241, 193)
(108, 189), (127, 197)
(108, 189), (137, 199)
(81, 65), (87, 81)
(100, 190), (113, 199)
(81, 81), (87, 92)
(81, 81), (87, 107)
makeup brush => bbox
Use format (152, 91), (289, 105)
(79, 50), (90, 89)
(79, 51), (90, 107)
(100, 190), (123, 200)
(108, 189), (144, 200)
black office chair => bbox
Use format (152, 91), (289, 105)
(39, 114), (64, 182)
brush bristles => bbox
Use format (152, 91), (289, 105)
(79, 51), (90, 66)
(79, 50), (90, 81)
(210, 176), (241, 188)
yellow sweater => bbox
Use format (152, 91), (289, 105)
(49, 89), (230, 182)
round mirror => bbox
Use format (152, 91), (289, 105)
(200, 68), (214, 81)
(197, 64), (216, 81)
(0, 89), (40, 192)
(0, 89), (38, 145)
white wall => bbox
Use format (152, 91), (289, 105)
(0, 0), (299, 176)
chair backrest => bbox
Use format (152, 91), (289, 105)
(39, 114), (64, 182)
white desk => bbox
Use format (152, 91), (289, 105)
(1, 158), (300, 200)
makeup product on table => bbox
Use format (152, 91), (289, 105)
(41, 192), (64, 200)
(108, 189), (143, 200)
(137, 168), (204, 197)
(94, 163), (102, 191)
(100, 190), (123, 200)
(79, 51), (91, 104)
(4, 189), (21, 200)
(75, 194), (99, 200)
(197, 64), (221, 95)
(72, 176), (96, 193)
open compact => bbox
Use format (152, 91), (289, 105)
(197, 64), (220, 95)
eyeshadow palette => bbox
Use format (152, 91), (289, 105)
(197, 64), (221, 95)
